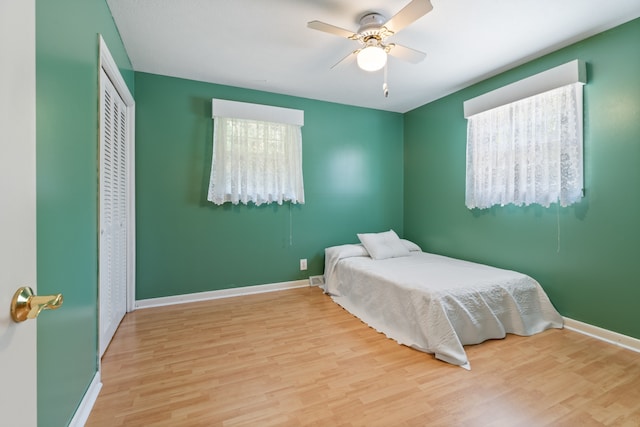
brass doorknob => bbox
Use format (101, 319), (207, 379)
(10, 286), (63, 322)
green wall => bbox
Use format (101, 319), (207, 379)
(36, 0), (133, 425)
(404, 18), (640, 339)
(135, 73), (404, 300)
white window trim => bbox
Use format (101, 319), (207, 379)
(464, 59), (586, 118)
(212, 99), (304, 126)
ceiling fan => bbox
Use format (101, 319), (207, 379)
(308, 0), (433, 96)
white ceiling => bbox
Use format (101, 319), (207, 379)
(106, 0), (640, 113)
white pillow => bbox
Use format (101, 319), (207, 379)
(324, 243), (369, 260)
(400, 239), (422, 252)
(357, 230), (410, 260)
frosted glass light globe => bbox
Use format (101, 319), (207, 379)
(357, 46), (387, 72)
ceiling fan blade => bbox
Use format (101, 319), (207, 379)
(307, 20), (357, 39)
(387, 43), (426, 63)
(383, 0), (433, 34)
(330, 49), (358, 69)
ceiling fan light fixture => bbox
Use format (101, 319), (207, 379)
(357, 45), (387, 72)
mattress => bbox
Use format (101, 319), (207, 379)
(323, 244), (563, 369)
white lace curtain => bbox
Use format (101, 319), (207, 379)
(207, 117), (305, 206)
(465, 83), (583, 209)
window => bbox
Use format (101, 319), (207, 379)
(207, 99), (305, 206)
(464, 60), (586, 209)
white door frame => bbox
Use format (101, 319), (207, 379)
(98, 35), (136, 319)
(66, 35), (136, 427)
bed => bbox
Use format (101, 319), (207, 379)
(323, 230), (563, 369)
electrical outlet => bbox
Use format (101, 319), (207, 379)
(300, 258), (307, 271)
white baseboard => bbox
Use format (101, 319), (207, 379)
(563, 317), (640, 353)
(135, 279), (309, 309)
(69, 372), (102, 427)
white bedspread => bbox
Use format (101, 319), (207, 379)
(323, 246), (563, 369)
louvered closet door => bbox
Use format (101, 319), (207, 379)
(99, 68), (128, 357)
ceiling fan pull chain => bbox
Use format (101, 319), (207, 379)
(383, 62), (389, 97)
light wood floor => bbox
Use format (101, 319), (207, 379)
(86, 286), (640, 426)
